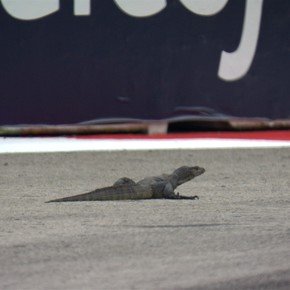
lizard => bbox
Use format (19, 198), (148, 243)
(46, 165), (205, 202)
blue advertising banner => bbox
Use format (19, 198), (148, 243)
(0, 0), (289, 125)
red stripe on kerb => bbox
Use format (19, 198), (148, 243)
(74, 130), (290, 141)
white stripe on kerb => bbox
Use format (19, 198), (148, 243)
(1, 137), (290, 153)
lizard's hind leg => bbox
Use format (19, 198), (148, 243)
(113, 177), (136, 186)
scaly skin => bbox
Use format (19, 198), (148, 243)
(46, 184), (153, 202)
(46, 166), (205, 202)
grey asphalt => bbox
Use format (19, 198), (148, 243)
(0, 148), (289, 290)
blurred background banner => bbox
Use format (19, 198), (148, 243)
(0, 0), (289, 125)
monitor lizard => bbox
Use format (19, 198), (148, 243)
(46, 166), (205, 202)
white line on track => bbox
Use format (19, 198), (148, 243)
(1, 137), (290, 153)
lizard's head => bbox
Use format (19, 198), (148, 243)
(173, 166), (205, 185)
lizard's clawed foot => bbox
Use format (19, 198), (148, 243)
(179, 195), (199, 200)
(176, 192), (199, 200)
(165, 193), (199, 200)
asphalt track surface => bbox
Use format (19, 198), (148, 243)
(0, 148), (289, 289)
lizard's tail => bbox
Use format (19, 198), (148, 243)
(45, 195), (86, 202)
(45, 187), (115, 202)
(45, 194), (92, 202)
(45, 184), (151, 202)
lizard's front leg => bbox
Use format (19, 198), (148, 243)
(162, 183), (199, 200)
(164, 191), (199, 200)
(174, 193), (199, 200)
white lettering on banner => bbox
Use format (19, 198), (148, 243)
(179, 0), (229, 16)
(1, 0), (59, 20)
(0, 0), (264, 81)
(218, 0), (263, 81)
(74, 0), (90, 16)
(0, 0), (90, 19)
(113, 0), (166, 17)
